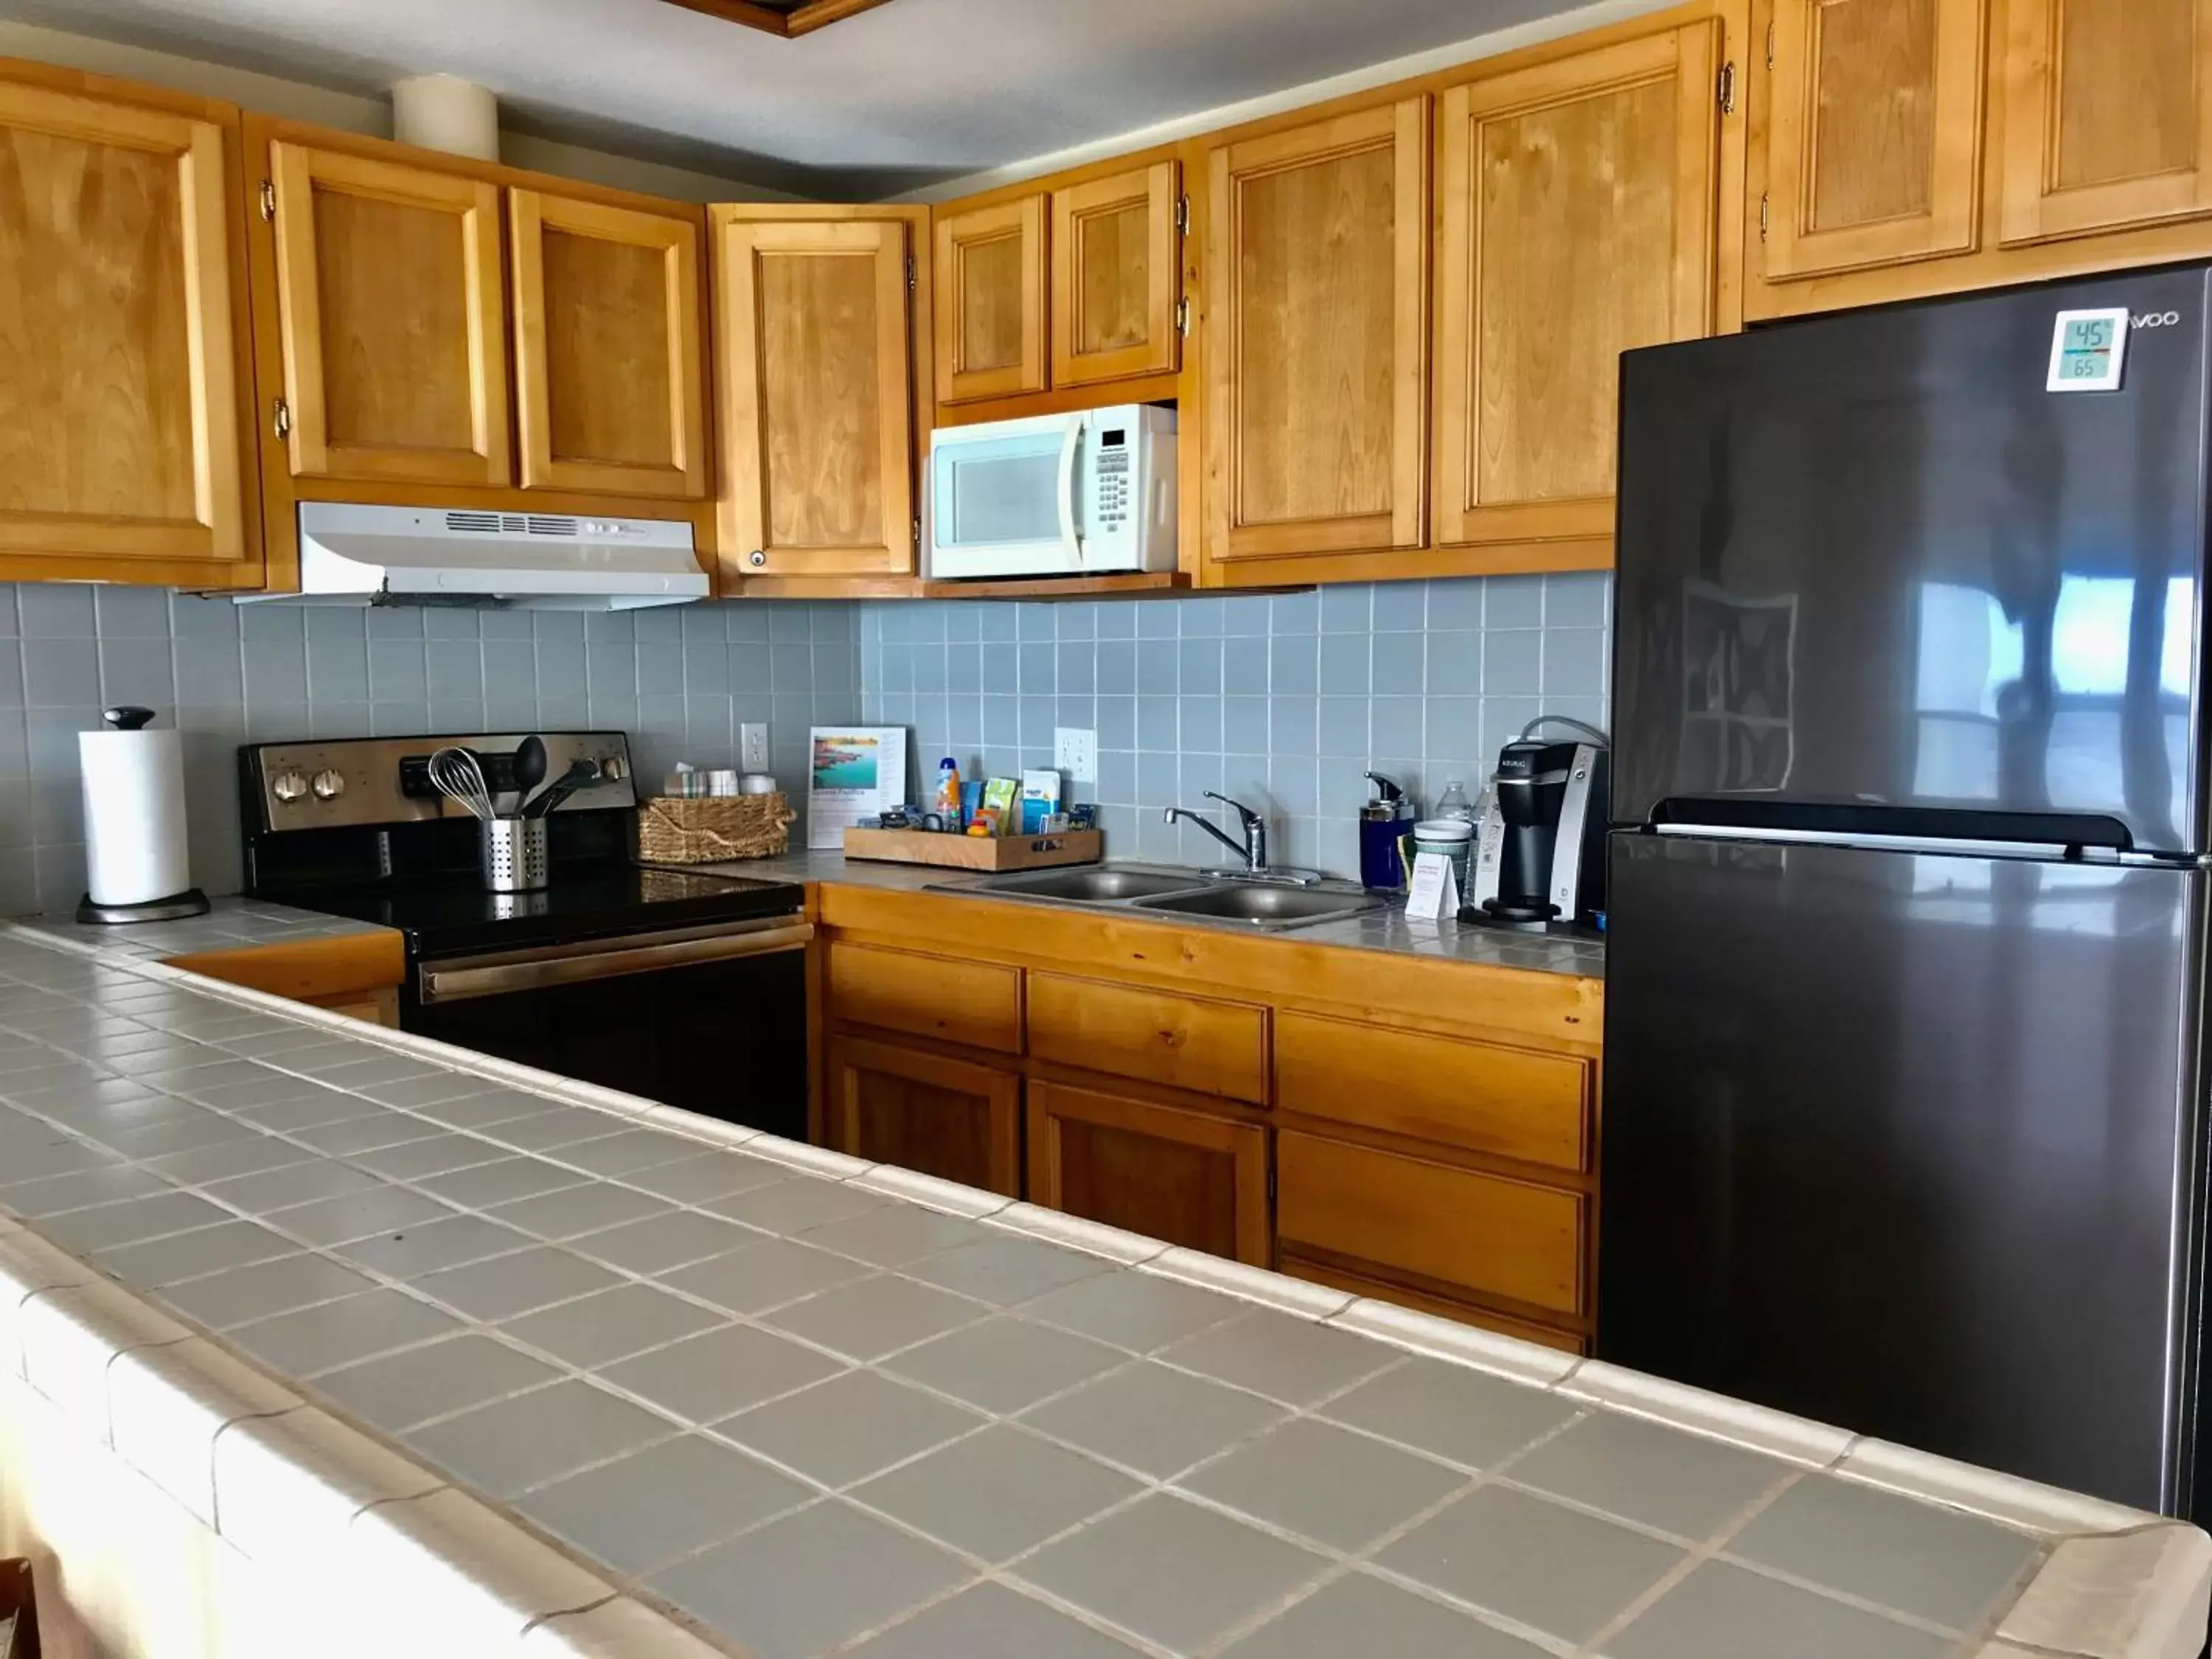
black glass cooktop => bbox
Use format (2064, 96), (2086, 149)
(272, 864), (804, 957)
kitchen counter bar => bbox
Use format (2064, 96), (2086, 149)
(699, 849), (1608, 979)
(0, 920), (2197, 1658)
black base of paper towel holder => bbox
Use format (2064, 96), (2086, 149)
(75, 888), (211, 926)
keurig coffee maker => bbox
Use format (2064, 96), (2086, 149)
(1462, 734), (1610, 928)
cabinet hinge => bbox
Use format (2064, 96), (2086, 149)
(1717, 60), (1736, 115)
(911, 516), (922, 548)
(1759, 192), (1770, 242)
(1175, 295), (1192, 338)
(905, 253), (917, 291)
(259, 178), (276, 222)
(1266, 1166), (1277, 1202)
(1174, 193), (1191, 236)
(271, 397), (292, 439)
(1765, 20), (1775, 67)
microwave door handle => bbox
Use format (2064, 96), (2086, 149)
(1055, 415), (1084, 562)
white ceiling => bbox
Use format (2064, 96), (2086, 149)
(11, 0), (1594, 195)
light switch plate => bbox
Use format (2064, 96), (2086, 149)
(1054, 726), (1096, 785)
(740, 723), (770, 773)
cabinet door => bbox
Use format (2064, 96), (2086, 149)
(933, 193), (1046, 403)
(268, 142), (510, 485)
(0, 79), (251, 579)
(713, 211), (918, 578)
(1207, 99), (1428, 563)
(1051, 161), (1181, 388)
(1434, 24), (1719, 551)
(1998, 0), (2212, 244)
(1760, 0), (1988, 279)
(829, 1034), (1021, 1196)
(1026, 1080), (1268, 1265)
(510, 191), (706, 498)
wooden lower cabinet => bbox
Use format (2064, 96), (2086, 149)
(307, 987), (399, 1028)
(827, 942), (1022, 1054)
(1026, 973), (1267, 1105)
(1279, 1254), (1587, 1355)
(1026, 1080), (1269, 1266)
(1276, 1127), (1586, 1328)
(828, 1034), (1021, 1197)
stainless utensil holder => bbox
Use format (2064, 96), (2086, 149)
(479, 817), (549, 893)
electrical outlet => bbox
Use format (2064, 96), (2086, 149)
(740, 723), (769, 773)
(1054, 726), (1096, 785)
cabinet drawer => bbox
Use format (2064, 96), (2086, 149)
(1028, 973), (1267, 1103)
(1276, 1014), (1589, 1169)
(1279, 1254), (1586, 1355)
(1277, 1130), (1584, 1316)
(828, 942), (1021, 1054)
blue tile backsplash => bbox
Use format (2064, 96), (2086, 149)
(859, 573), (1611, 880)
(0, 571), (1610, 912)
(0, 587), (860, 915)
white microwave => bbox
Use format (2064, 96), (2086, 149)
(926, 405), (1177, 580)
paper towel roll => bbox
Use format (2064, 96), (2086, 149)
(80, 727), (191, 905)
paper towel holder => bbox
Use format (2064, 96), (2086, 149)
(74, 706), (211, 926)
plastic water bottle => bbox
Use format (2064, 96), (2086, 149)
(1437, 779), (1475, 824)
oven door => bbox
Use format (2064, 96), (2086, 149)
(406, 917), (813, 1141)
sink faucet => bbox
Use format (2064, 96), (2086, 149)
(1165, 792), (1268, 874)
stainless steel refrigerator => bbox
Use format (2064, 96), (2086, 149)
(1601, 264), (2212, 1517)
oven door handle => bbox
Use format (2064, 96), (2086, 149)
(419, 922), (815, 1005)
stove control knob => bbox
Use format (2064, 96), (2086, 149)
(271, 771), (309, 804)
(599, 754), (629, 781)
(310, 769), (347, 801)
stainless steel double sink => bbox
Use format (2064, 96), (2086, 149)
(926, 863), (1389, 932)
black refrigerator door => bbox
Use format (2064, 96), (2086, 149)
(1599, 832), (2208, 1514)
(1613, 265), (2212, 855)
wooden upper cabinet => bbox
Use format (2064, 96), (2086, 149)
(0, 71), (255, 583)
(1433, 22), (1719, 553)
(1051, 161), (1182, 388)
(934, 192), (1046, 403)
(1998, 0), (2212, 244)
(268, 141), (510, 486)
(713, 209), (922, 580)
(509, 191), (706, 499)
(1759, 0), (1989, 279)
(1207, 99), (1429, 564)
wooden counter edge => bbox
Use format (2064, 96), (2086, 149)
(166, 928), (406, 1005)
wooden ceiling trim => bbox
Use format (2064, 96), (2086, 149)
(655, 0), (899, 36)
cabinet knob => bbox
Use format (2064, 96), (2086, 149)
(748, 549), (768, 568)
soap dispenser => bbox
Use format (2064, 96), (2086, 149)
(1359, 771), (1416, 891)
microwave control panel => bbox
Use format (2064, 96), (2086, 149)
(1077, 413), (1176, 570)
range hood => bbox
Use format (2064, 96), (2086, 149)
(240, 502), (710, 609)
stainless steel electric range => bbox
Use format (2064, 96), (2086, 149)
(237, 731), (809, 1141)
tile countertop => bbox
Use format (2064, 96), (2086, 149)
(700, 850), (1609, 980)
(19, 894), (389, 961)
(0, 926), (2199, 1659)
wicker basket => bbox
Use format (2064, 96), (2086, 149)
(636, 793), (793, 864)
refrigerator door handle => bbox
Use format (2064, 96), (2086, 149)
(1647, 797), (2135, 851)
(1640, 822), (2196, 865)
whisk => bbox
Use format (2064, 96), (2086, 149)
(428, 746), (495, 821)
